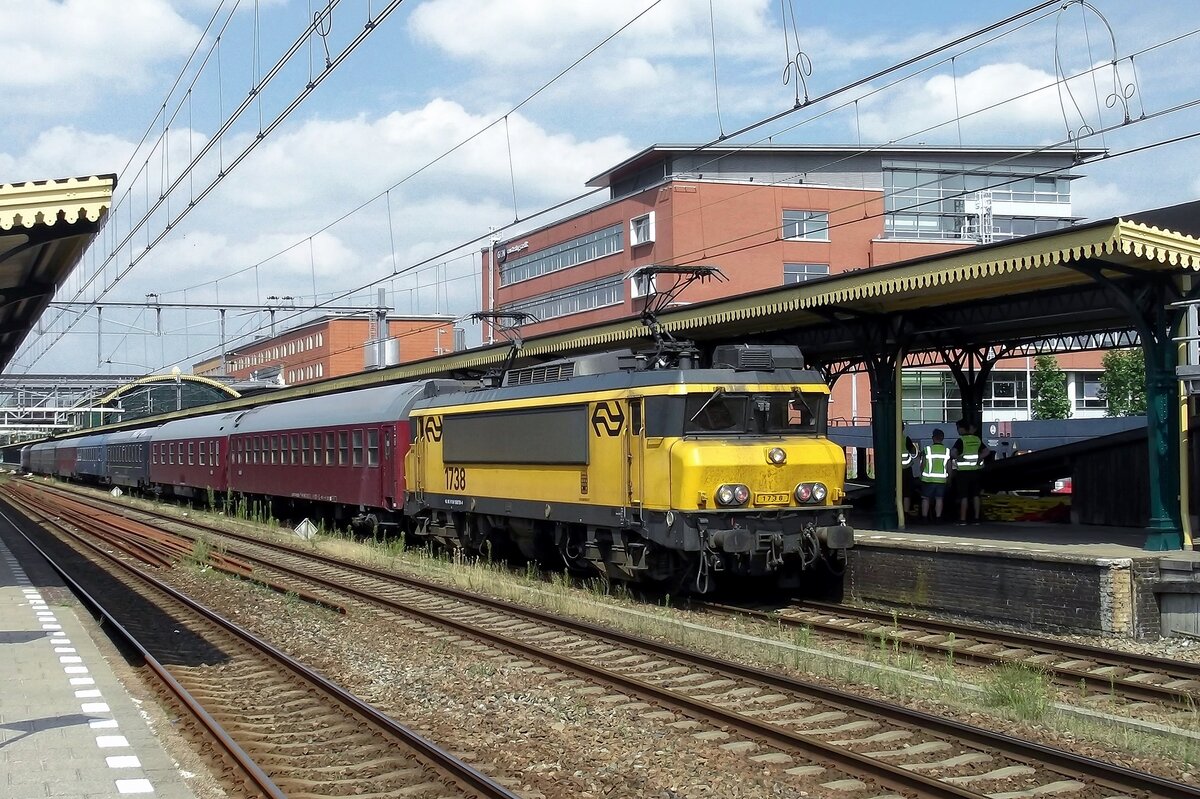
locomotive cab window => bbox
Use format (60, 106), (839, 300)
(650, 390), (827, 436)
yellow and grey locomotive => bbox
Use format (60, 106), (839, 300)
(405, 344), (852, 592)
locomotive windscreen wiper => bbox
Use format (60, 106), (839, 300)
(688, 387), (725, 423)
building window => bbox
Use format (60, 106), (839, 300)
(784, 263), (830, 284)
(367, 429), (380, 467)
(782, 210), (829, 241)
(498, 223), (624, 286)
(1075, 372), (1106, 409)
(901, 372), (961, 424)
(630, 212), (655, 246)
(501, 275), (624, 322)
(352, 429), (364, 466)
(982, 371), (1028, 410)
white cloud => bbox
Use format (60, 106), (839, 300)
(854, 61), (1140, 145)
(0, 0), (200, 115)
(408, 0), (776, 67)
(0, 126), (136, 183)
(1070, 180), (1131, 221)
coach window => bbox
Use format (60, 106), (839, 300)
(169, 443), (176, 464)
(290, 434), (299, 465)
(301, 433), (310, 465)
(338, 431), (350, 465)
(311, 433), (320, 465)
(212, 441), (220, 466)
(352, 429), (364, 466)
(199, 442), (207, 466)
(272, 435), (280, 465)
(188, 442), (195, 465)
(325, 432), (335, 465)
(367, 429), (379, 467)
(151, 445), (157, 465)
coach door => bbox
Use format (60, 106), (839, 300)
(625, 398), (645, 521)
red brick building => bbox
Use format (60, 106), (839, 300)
(194, 315), (457, 386)
(481, 144), (1110, 423)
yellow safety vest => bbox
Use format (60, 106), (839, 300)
(955, 435), (983, 471)
(922, 444), (950, 483)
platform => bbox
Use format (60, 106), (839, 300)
(0, 521), (197, 798)
(845, 522), (1200, 639)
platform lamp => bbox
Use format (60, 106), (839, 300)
(171, 366), (182, 411)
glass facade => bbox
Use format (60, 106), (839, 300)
(501, 275), (624, 322)
(883, 161), (1073, 242)
(499, 224), (623, 286)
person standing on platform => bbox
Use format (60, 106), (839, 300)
(901, 426), (919, 518)
(952, 419), (990, 525)
(919, 428), (950, 523)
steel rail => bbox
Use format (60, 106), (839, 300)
(23, 481), (1200, 798)
(47, 486), (1198, 799)
(1, 488), (520, 799)
(0, 502), (286, 799)
(691, 599), (1200, 706)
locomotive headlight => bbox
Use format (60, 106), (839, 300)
(767, 447), (787, 465)
(811, 482), (828, 502)
(795, 483), (812, 502)
(716, 484), (749, 507)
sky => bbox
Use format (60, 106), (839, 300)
(3, 0), (1199, 375)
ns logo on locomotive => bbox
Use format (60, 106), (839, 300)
(23, 343), (852, 594)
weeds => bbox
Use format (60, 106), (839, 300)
(186, 536), (212, 570)
(982, 663), (1052, 721)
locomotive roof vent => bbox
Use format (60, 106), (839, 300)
(711, 344), (805, 371)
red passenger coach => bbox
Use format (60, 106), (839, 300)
(149, 413), (236, 497)
(225, 381), (462, 529)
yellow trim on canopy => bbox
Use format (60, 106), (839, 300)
(0, 175), (115, 231)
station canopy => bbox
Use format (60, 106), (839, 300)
(0, 176), (116, 372)
(85, 198), (1200, 430)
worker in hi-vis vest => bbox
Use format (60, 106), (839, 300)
(952, 419), (990, 525)
(901, 426), (919, 517)
(919, 428), (951, 523)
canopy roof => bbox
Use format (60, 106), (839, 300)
(0, 175), (116, 371)
(60, 198), (1200, 434)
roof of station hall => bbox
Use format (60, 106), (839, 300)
(0, 175), (116, 371)
(63, 197), (1200, 436)
(584, 143), (1106, 189)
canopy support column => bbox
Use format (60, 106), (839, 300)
(858, 318), (910, 531)
(937, 345), (1014, 430)
(1076, 265), (1190, 550)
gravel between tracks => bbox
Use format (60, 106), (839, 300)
(21, 483), (1200, 792)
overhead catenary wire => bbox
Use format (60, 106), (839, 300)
(47, 2), (1200, 375)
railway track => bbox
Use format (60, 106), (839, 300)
(0, 483), (519, 799)
(692, 599), (1200, 709)
(13, 480), (1200, 799)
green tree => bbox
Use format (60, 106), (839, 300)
(1099, 348), (1146, 417)
(1030, 355), (1070, 419)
